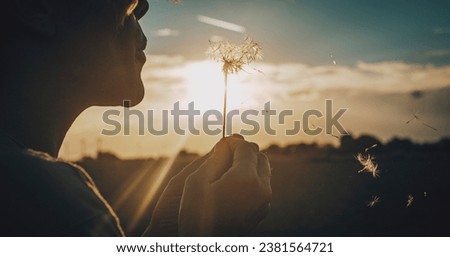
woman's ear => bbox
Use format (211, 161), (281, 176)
(13, 0), (58, 37)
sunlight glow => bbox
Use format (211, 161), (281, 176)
(126, 137), (188, 231)
(182, 61), (253, 112)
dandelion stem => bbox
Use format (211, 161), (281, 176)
(207, 37), (262, 138)
(222, 72), (228, 138)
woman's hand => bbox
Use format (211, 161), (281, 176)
(178, 135), (272, 236)
(144, 135), (272, 236)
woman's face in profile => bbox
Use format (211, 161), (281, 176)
(110, 0), (149, 106)
(66, 0), (149, 107)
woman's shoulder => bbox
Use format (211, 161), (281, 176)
(0, 135), (124, 236)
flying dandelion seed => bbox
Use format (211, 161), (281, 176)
(329, 52), (337, 65)
(424, 192), (427, 197)
(355, 153), (380, 178)
(405, 116), (418, 124)
(368, 195), (380, 208)
(207, 37), (263, 137)
(405, 110), (438, 131)
(330, 133), (351, 139)
(371, 168), (380, 178)
(405, 110), (421, 124)
(406, 195), (414, 207)
(365, 144), (378, 153)
(253, 68), (265, 75)
(421, 122), (438, 131)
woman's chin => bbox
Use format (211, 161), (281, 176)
(95, 80), (145, 107)
(126, 83), (145, 107)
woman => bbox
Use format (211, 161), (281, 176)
(0, 0), (271, 236)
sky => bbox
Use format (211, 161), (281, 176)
(60, 0), (450, 160)
(142, 0), (450, 65)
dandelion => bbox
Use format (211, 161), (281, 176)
(355, 153), (380, 178)
(367, 195), (380, 208)
(207, 37), (263, 137)
(406, 195), (414, 207)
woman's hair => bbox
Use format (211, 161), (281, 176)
(65, 0), (136, 32)
(1, 0), (133, 43)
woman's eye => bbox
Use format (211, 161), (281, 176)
(126, 0), (139, 16)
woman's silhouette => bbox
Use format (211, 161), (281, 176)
(0, 0), (271, 236)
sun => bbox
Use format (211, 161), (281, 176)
(182, 61), (251, 113)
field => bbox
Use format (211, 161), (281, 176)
(79, 135), (450, 236)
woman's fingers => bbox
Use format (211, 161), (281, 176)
(257, 152), (271, 187)
(225, 136), (259, 178)
(189, 138), (233, 183)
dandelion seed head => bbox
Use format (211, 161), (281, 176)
(207, 37), (263, 74)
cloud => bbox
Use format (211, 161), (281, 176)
(140, 56), (450, 106)
(145, 55), (185, 67)
(169, 0), (182, 5)
(138, 57), (450, 139)
(197, 15), (246, 33)
(244, 61), (450, 95)
(154, 28), (179, 37)
(209, 35), (224, 42)
(140, 55), (187, 103)
(64, 58), (450, 159)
